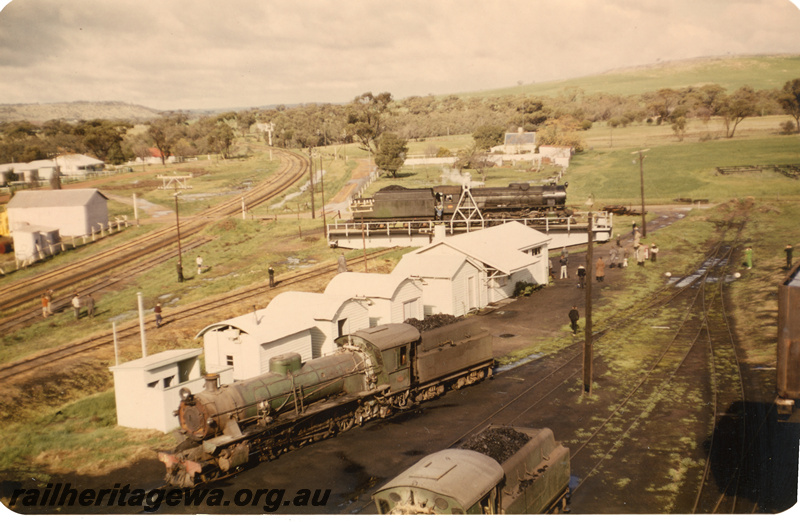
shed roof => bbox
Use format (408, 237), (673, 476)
(266, 291), (363, 321)
(324, 272), (411, 299)
(393, 252), (480, 280)
(54, 154), (105, 168)
(28, 159), (59, 168)
(6, 188), (108, 209)
(109, 348), (203, 372)
(418, 221), (550, 275)
(195, 304), (313, 343)
(375, 449), (503, 509)
(12, 224), (60, 234)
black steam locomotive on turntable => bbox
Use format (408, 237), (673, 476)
(158, 321), (493, 487)
(350, 182), (570, 221)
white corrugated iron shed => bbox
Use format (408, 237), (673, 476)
(197, 291), (370, 380)
(393, 251), (485, 316)
(324, 272), (424, 326)
(396, 221), (551, 310)
(425, 221), (551, 275)
(6, 188), (109, 237)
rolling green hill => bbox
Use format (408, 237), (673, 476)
(459, 54), (800, 99)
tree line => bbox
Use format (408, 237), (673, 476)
(2, 79), (799, 169)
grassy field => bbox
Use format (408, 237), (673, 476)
(459, 54), (800, 99)
(350, 115), (800, 209)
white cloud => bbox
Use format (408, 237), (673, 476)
(1, 0), (799, 110)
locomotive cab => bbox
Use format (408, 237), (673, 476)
(335, 323), (420, 394)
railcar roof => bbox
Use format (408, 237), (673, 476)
(375, 449), (503, 508)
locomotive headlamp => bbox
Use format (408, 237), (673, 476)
(179, 388), (192, 401)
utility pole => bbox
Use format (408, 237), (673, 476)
(319, 153), (327, 233)
(308, 148), (316, 219)
(633, 149), (649, 237)
(583, 212), (594, 394)
(174, 192), (184, 283)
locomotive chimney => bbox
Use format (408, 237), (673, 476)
(204, 373), (220, 393)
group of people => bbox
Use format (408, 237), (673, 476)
(70, 292), (95, 319)
(40, 290), (97, 319)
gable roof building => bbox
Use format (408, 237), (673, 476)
(197, 290), (370, 380)
(54, 154), (105, 176)
(397, 222), (552, 308)
(6, 188), (109, 237)
(324, 272), (424, 326)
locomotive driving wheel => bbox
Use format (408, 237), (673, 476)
(337, 415), (355, 432)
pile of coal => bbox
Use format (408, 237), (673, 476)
(459, 426), (531, 463)
(404, 314), (461, 332)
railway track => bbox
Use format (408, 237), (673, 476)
(0, 236), (212, 336)
(326, 218), (752, 516)
(0, 148), (309, 316)
(0, 249), (392, 381)
(406, 216), (756, 514)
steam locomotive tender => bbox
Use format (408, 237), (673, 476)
(351, 182), (569, 221)
(373, 425), (570, 515)
(158, 322), (493, 487)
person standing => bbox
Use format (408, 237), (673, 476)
(577, 265), (586, 289)
(154, 303), (163, 328)
(559, 255), (569, 279)
(785, 244), (794, 269)
(196, 255), (204, 275)
(744, 246), (753, 270)
(636, 245), (646, 267)
(41, 293), (50, 318)
(46, 289), (54, 316)
(86, 293), (95, 318)
(268, 266), (276, 287)
(72, 293), (82, 320)
(337, 254), (348, 274)
(609, 247), (618, 268)
(595, 256), (606, 282)
(569, 306), (580, 336)
(650, 243), (659, 263)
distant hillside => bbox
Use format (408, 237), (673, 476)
(460, 54), (800, 99)
(1, 54), (798, 123)
(0, 101), (162, 123)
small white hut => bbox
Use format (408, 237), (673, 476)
(10, 224), (61, 264)
(109, 349), (205, 433)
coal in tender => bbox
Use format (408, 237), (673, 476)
(404, 314), (462, 332)
(459, 427), (531, 463)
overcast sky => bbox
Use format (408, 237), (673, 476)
(1, 0), (799, 111)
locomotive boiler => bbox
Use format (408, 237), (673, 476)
(350, 182), (569, 221)
(158, 321), (493, 487)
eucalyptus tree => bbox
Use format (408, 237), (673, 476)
(778, 78), (800, 133)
